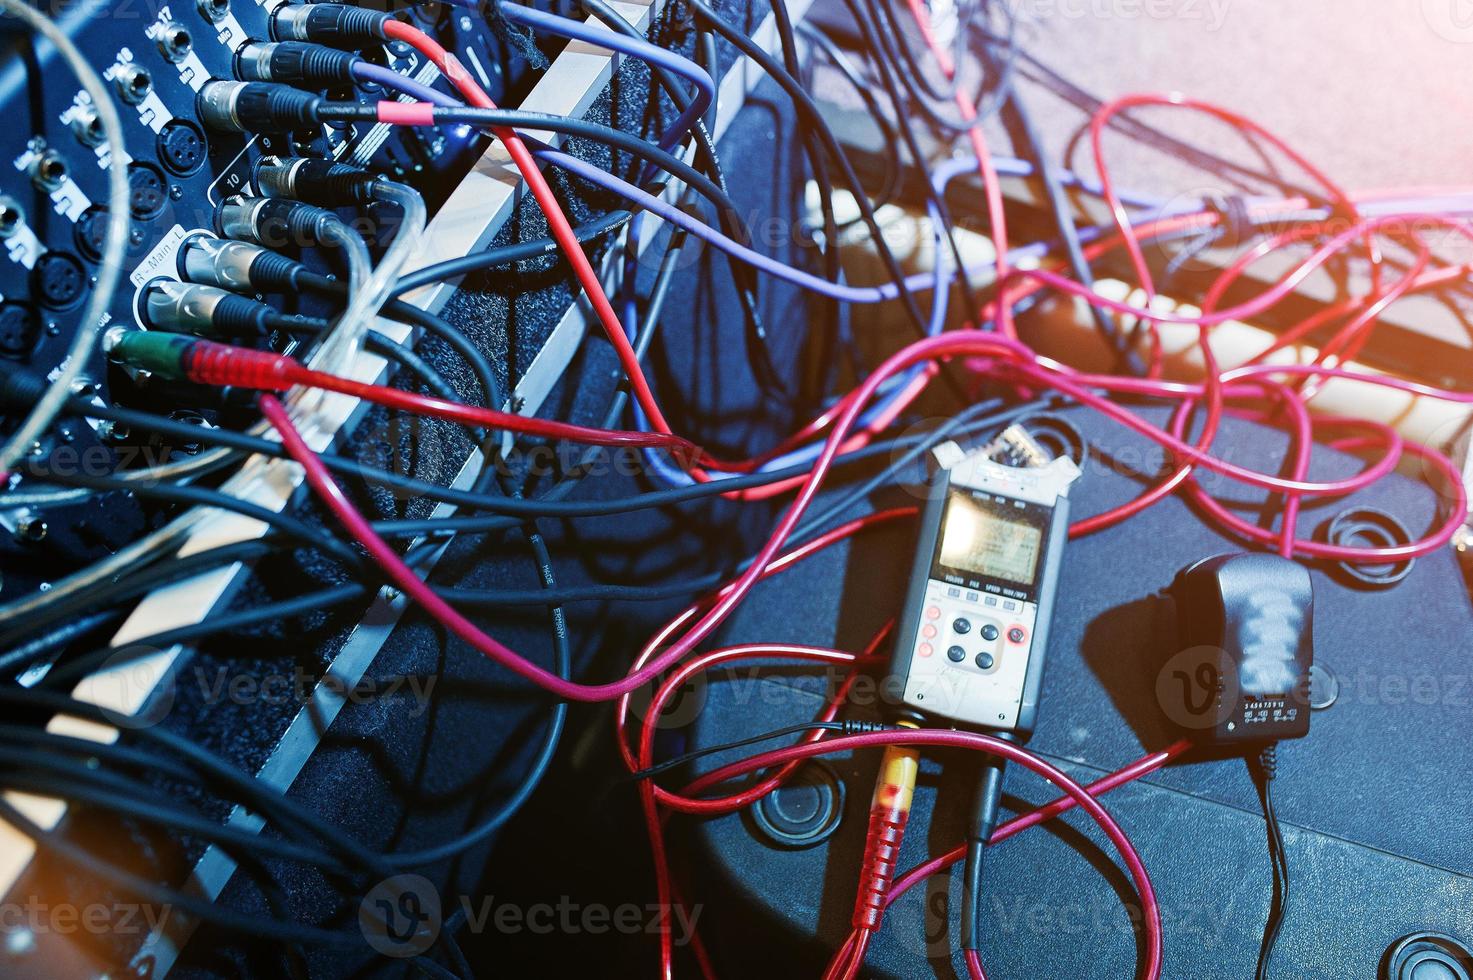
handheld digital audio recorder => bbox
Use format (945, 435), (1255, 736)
(889, 436), (1081, 732)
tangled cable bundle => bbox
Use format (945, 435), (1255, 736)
(1, 1), (1470, 976)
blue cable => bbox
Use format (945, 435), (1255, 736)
(498, 3), (714, 156)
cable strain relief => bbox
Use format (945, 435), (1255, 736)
(211, 293), (272, 337)
(851, 810), (908, 933)
(1257, 742), (1279, 780)
(250, 199), (336, 248)
(274, 3), (391, 45)
(235, 83), (324, 129)
(184, 340), (295, 391)
(287, 159), (383, 206)
(248, 250), (305, 291)
(841, 720), (897, 736)
(272, 41), (358, 83)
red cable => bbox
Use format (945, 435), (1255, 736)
(264, 324), (1469, 711)
(888, 740), (1192, 907)
(380, 20), (675, 435)
(830, 739), (1193, 974)
(640, 645), (885, 815)
(628, 630), (891, 980)
(1011, 211), (1430, 329)
(677, 729), (1164, 980)
(903, 0), (1016, 339)
(1085, 93), (1381, 375)
(614, 509), (916, 777)
(183, 339), (699, 455)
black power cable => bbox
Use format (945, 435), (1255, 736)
(391, 207), (632, 297)
(796, 21), (906, 218)
(1249, 744), (1289, 980)
(631, 718), (897, 784)
(766, 0), (842, 407)
(4, 397), (1038, 684)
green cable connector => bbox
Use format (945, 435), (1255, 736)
(107, 329), (194, 381)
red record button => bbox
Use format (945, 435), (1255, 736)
(1007, 626), (1027, 644)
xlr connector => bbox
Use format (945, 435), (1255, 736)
(215, 195), (339, 249)
(179, 237), (306, 292)
(270, 3), (391, 47)
(234, 41), (359, 85)
(142, 281), (275, 337)
(196, 80), (324, 132)
(254, 156), (382, 206)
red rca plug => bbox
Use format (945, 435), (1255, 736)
(851, 724), (921, 936)
(105, 332), (705, 458)
(106, 330), (296, 389)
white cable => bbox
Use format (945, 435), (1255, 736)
(311, 181), (426, 374)
(0, 0), (131, 480)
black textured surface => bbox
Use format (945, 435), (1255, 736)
(158, 11), (814, 979)
(682, 405), (1473, 979)
(5, 3), (801, 976)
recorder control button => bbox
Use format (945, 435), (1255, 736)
(1008, 626), (1027, 644)
(975, 652), (994, 670)
(980, 624), (999, 642)
(946, 645), (966, 663)
(952, 618), (971, 635)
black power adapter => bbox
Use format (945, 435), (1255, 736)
(1161, 553), (1315, 746)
